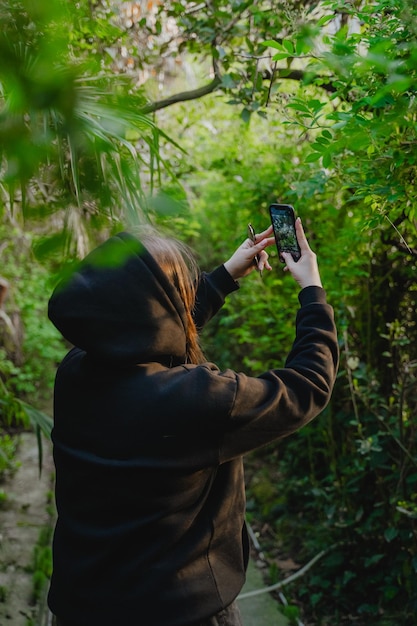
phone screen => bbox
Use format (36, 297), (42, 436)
(269, 203), (301, 262)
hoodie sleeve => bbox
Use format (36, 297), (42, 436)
(193, 265), (239, 330)
(217, 286), (339, 462)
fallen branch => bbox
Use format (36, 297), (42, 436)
(238, 543), (340, 599)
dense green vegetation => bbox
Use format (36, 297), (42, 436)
(0, 0), (416, 623)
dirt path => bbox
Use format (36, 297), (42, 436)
(0, 432), (54, 626)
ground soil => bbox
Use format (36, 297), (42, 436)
(0, 432), (54, 626)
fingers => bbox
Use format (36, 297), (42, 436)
(249, 237), (274, 273)
(255, 224), (273, 240)
(225, 225), (274, 279)
(246, 225), (274, 273)
(248, 225), (274, 248)
(281, 219), (323, 288)
(281, 251), (295, 270)
(294, 217), (311, 253)
(258, 249), (272, 271)
(281, 218), (312, 265)
(250, 236), (275, 253)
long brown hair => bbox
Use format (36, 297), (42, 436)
(137, 228), (206, 365)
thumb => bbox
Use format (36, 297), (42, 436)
(281, 251), (295, 271)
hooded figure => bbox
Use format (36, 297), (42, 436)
(47, 226), (338, 626)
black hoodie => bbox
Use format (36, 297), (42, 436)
(47, 232), (338, 626)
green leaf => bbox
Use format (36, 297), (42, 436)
(322, 151), (332, 168)
(364, 554), (384, 567)
(261, 39), (283, 51)
(305, 152), (321, 162)
(384, 527), (398, 542)
(240, 107), (252, 123)
(217, 46), (226, 59)
(295, 34), (313, 56)
(286, 102), (311, 113)
(317, 14), (334, 27)
(282, 40), (294, 54)
(311, 142), (327, 153)
(221, 74), (236, 88)
(272, 52), (291, 61)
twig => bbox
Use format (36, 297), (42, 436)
(384, 214), (413, 255)
(265, 61), (277, 108)
(246, 522), (265, 561)
(343, 328), (363, 438)
(239, 543), (339, 599)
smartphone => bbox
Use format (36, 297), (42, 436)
(269, 203), (301, 262)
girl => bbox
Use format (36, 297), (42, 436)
(48, 220), (338, 626)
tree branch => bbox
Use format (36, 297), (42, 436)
(139, 65), (337, 115)
(139, 75), (222, 114)
(271, 68), (338, 94)
(140, 48), (222, 115)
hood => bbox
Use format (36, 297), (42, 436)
(48, 232), (188, 366)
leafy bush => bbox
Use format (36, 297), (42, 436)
(30, 526), (53, 604)
(0, 227), (64, 409)
(0, 432), (19, 483)
(0, 0), (415, 622)
(155, 67), (417, 622)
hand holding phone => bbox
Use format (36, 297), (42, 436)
(269, 203), (301, 263)
(280, 216), (323, 289)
